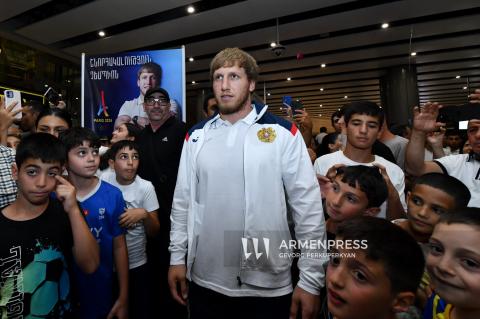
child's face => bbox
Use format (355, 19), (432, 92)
(407, 184), (455, 236)
(6, 136), (21, 150)
(326, 247), (397, 319)
(66, 141), (100, 178)
(111, 124), (131, 144)
(325, 176), (369, 222)
(427, 223), (480, 308)
(110, 147), (139, 185)
(14, 158), (61, 205)
(346, 114), (380, 150)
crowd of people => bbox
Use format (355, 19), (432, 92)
(1, 46), (480, 319)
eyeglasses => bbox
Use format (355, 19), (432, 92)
(144, 97), (169, 106)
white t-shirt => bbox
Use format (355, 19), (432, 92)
(101, 171), (159, 269)
(313, 150), (407, 218)
(435, 153), (480, 208)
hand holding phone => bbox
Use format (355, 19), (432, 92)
(4, 90), (22, 119)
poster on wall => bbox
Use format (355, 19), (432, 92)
(81, 47), (185, 137)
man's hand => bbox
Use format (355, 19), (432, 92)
(317, 164), (345, 198)
(119, 208), (147, 228)
(289, 286), (320, 319)
(107, 298), (128, 319)
(168, 265), (188, 306)
(469, 89), (480, 103)
(412, 102), (445, 133)
(293, 109), (313, 131)
(55, 175), (78, 214)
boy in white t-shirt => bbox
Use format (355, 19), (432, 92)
(314, 101), (406, 220)
(101, 140), (160, 319)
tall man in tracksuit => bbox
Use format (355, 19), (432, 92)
(168, 47), (327, 319)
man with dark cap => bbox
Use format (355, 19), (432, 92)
(136, 87), (186, 318)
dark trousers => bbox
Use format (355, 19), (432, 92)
(188, 281), (292, 319)
(129, 264), (150, 319)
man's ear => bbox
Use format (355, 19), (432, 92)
(11, 163), (18, 181)
(391, 291), (415, 313)
(364, 207), (381, 217)
(406, 191), (411, 203)
(108, 159), (115, 169)
(249, 80), (256, 93)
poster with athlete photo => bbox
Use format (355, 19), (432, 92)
(81, 47), (185, 137)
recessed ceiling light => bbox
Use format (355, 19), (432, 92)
(463, 86), (468, 90)
(187, 6), (195, 13)
(75, 97), (79, 100)
(98, 31), (106, 37)
(267, 93), (271, 96)
(381, 23), (389, 29)
(319, 114), (322, 117)
(319, 104), (323, 107)
(321, 63), (326, 68)
(410, 52), (417, 56)
(320, 88), (324, 91)
(344, 95), (348, 99)
(191, 81), (196, 84)
(189, 57), (194, 62)
(44, 84), (48, 87)
(287, 77), (291, 81)
(270, 42), (277, 48)
(456, 75), (461, 79)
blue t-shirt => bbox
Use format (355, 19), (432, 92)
(74, 180), (126, 319)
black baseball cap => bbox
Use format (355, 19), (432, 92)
(144, 87), (170, 100)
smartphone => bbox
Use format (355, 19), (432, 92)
(438, 103), (480, 125)
(44, 87), (60, 105)
(4, 89), (22, 119)
(291, 100), (304, 114)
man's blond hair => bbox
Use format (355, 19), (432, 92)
(210, 48), (259, 82)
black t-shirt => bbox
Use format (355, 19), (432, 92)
(137, 117), (186, 226)
(0, 199), (74, 318)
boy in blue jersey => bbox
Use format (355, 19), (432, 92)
(0, 133), (99, 318)
(61, 128), (129, 319)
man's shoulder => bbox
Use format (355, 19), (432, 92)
(256, 111), (299, 136)
(374, 155), (404, 174)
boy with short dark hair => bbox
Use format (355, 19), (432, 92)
(327, 216), (425, 319)
(61, 127), (129, 319)
(424, 207), (480, 319)
(315, 101), (406, 221)
(101, 140), (160, 319)
(0, 133), (99, 318)
(394, 173), (471, 244)
(324, 165), (388, 235)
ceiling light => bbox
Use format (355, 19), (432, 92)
(189, 57), (194, 62)
(319, 104), (323, 107)
(381, 23), (389, 29)
(344, 95), (348, 99)
(98, 31), (106, 37)
(270, 42), (277, 48)
(455, 75), (461, 79)
(75, 97), (79, 100)
(463, 86), (468, 90)
(410, 52), (417, 56)
(287, 77), (291, 81)
(187, 6), (195, 13)
(191, 81), (196, 84)
(267, 93), (271, 96)
(44, 84), (48, 87)
(320, 88), (324, 91)
(319, 114), (322, 117)
(321, 63), (326, 68)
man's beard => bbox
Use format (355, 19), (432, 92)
(218, 91), (250, 115)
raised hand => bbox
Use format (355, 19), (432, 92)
(412, 102), (445, 133)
